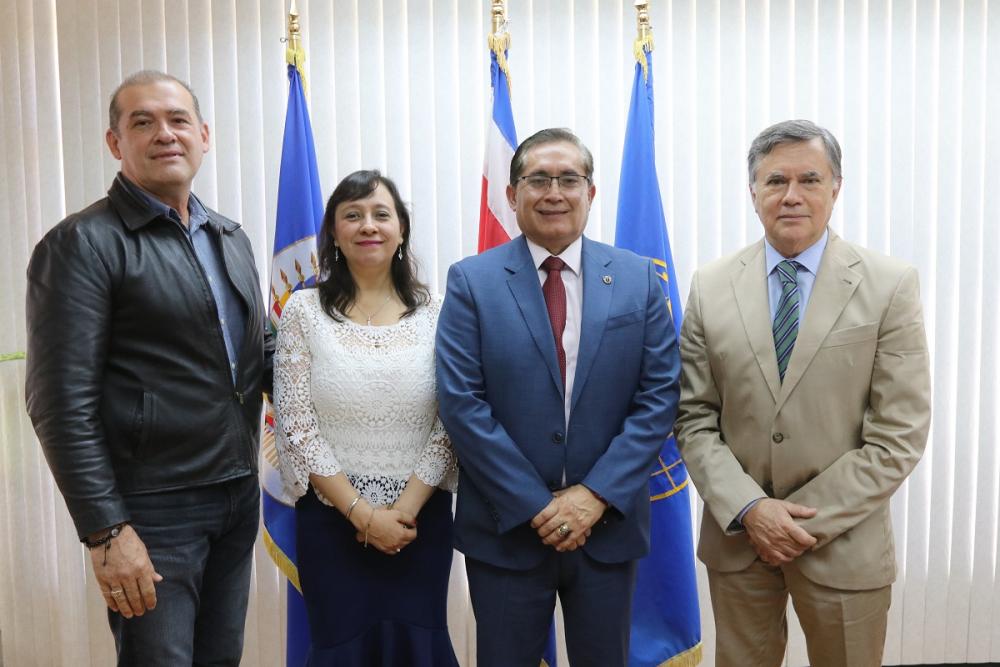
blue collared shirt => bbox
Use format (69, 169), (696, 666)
(764, 228), (829, 321)
(119, 175), (246, 383)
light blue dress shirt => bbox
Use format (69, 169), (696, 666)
(120, 175), (246, 383)
(764, 229), (829, 321)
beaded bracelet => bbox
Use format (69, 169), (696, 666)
(82, 522), (128, 566)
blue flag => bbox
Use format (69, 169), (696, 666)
(261, 61), (324, 667)
(615, 44), (703, 667)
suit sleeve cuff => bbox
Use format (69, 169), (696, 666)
(726, 497), (766, 535)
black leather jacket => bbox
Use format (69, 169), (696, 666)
(26, 175), (273, 539)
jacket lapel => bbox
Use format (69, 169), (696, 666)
(570, 239), (613, 413)
(505, 237), (564, 394)
(732, 242), (782, 402)
(776, 234), (862, 410)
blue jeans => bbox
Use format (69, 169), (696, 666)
(108, 475), (260, 667)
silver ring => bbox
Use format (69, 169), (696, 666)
(557, 523), (570, 538)
(110, 588), (124, 597)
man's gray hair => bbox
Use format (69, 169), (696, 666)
(108, 70), (203, 134)
(747, 119), (842, 185)
(509, 127), (594, 185)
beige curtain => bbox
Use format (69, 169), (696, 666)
(2, 1), (998, 665)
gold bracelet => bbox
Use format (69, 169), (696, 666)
(345, 494), (362, 521)
(363, 507), (376, 548)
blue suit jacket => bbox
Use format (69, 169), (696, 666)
(436, 235), (680, 570)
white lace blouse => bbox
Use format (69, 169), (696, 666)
(273, 289), (457, 508)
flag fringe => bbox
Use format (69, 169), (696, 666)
(286, 43), (308, 95)
(633, 33), (655, 82)
(657, 641), (703, 667)
(263, 527), (303, 594)
(488, 31), (512, 91)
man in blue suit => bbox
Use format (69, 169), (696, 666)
(436, 128), (680, 666)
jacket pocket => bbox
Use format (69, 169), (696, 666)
(821, 321), (878, 348)
(131, 391), (155, 460)
(606, 308), (643, 330)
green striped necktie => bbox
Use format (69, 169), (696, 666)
(772, 259), (801, 382)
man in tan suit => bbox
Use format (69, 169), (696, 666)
(676, 119), (930, 667)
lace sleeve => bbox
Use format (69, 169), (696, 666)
(273, 294), (342, 500)
(412, 413), (458, 492)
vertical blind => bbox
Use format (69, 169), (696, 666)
(0, 1), (997, 665)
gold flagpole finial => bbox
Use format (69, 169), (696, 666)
(288, 0), (301, 54)
(490, 0), (507, 35)
(633, 0), (654, 82)
(488, 0), (512, 88)
(286, 0), (308, 92)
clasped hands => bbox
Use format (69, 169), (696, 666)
(353, 505), (417, 556)
(742, 498), (818, 565)
(529, 484), (606, 552)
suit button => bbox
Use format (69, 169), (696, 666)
(772, 432), (784, 443)
(552, 431), (564, 444)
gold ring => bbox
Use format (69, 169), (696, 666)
(557, 523), (570, 538)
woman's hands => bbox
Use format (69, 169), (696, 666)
(352, 506), (417, 555)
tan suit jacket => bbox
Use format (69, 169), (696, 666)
(676, 232), (930, 590)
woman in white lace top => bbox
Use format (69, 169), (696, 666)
(274, 170), (458, 666)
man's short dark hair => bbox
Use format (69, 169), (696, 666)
(747, 119), (842, 185)
(509, 128), (595, 185)
(108, 70), (203, 134)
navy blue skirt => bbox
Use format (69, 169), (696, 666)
(295, 487), (459, 667)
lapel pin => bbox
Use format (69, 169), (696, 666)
(603, 275), (612, 285)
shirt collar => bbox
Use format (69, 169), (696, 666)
(764, 228), (829, 276)
(526, 235), (583, 276)
(117, 173), (210, 232)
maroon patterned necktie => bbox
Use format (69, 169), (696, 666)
(541, 256), (567, 386)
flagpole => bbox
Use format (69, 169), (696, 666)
(490, 0), (506, 34)
(635, 0), (651, 41)
(616, 2), (702, 666)
(477, 0), (519, 251)
(633, 0), (654, 80)
(488, 0), (512, 86)
(262, 3), (324, 664)
(286, 0), (308, 91)
(287, 0), (300, 52)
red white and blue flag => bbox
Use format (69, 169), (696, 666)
(478, 41), (519, 251)
(476, 26), (558, 667)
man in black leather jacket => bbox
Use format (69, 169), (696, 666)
(25, 70), (272, 666)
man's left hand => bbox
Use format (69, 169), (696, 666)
(530, 485), (606, 552)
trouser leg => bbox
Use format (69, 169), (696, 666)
(707, 561), (789, 667)
(465, 556), (557, 667)
(785, 565), (891, 667)
(558, 551), (637, 667)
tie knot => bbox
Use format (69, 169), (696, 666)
(776, 259), (800, 286)
(542, 256), (566, 273)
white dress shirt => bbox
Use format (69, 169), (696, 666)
(525, 236), (583, 428)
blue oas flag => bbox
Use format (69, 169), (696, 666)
(261, 57), (324, 667)
(615, 42), (703, 667)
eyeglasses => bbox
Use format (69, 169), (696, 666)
(515, 173), (591, 193)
